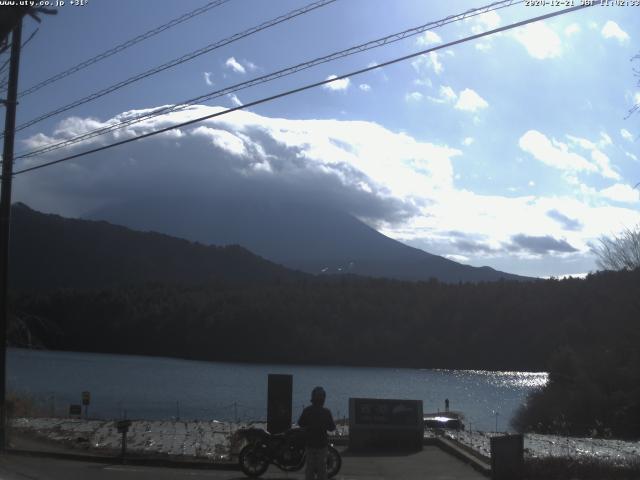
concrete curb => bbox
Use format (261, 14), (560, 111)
(5, 448), (240, 470)
(434, 437), (491, 477)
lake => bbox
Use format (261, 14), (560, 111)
(7, 348), (547, 432)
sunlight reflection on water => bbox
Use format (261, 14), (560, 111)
(446, 370), (549, 389)
(9, 348), (548, 431)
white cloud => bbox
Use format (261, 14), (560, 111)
(512, 22), (562, 59)
(471, 10), (500, 34)
(204, 72), (213, 86)
(599, 184), (640, 203)
(387, 191), (640, 273)
(590, 150), (619, 180)
(359, 83), (371, 92)
(599, 131), (612, 146)
(620, 128), (633, 141)
(417, 30), (442, 46)
(227, 93), (243, 107)
(519, 130), (597, 173)
(462, 137), (474, 146)
(440, 86), (457, 102)
(467, 12), (500, 54)
(413, 78), (432, 87)
(428, 52), (443, 74)
(323, 74), (350, 91)
(225, 57), (246, 74)
(411, 52), (443, 77)
(192, 126), (247, 157)
(601, 20), (630, 43)
(565, 133), (620, 180)
(454, 89), (488, 112)
(20, 104), (463, 223)
(566, 135), (596, 150)
(564, 23), (580, 37)
(625, 151), (638, 162)
(428, 85), (457, 104)
(528, 180), (535, 187)
(445, 254), (470, 263)
(405, 91), (423, 102)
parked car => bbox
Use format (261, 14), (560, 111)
(423, 413), (464, 431)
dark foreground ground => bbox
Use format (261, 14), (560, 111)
(0, 446), (486, 480)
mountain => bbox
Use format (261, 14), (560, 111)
(86, 196), (529, 283)
(8, 203), (304, 290)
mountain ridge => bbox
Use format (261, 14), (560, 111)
(9, 202), (304, 290)
(86, 196), (529, 283)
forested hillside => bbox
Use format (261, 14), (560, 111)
(9, 203), (304, 289)
(10, 269), (639, 372)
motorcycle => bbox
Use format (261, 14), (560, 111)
(236, 427), (342, 478)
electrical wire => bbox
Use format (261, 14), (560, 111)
(4, 0), (337, 138)
(14, 0), (522, 160)
(11, 3), (595, 178)
(17, 0), (232, 98)
(0, 28), (38, 90)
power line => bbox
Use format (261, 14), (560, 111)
(4, 0), (337, 138)
(0, 28), (38, 88)
(14, 0), (523, 161)
(11, 3), (594, 178)
(17, 0), (232, 98)
(0, 58), (10, 82)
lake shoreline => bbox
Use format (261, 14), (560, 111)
(7, 347), (548, 432)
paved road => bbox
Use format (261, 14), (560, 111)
(0, 447), (486, 480)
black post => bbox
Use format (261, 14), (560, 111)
(0, 18), (23, 452)
(120, 430), (127, 461)
(117, 420), (131, 462)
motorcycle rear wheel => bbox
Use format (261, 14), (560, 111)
(239, 445), (269, 477)
(327, 446), (342, 478)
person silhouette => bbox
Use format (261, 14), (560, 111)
(298, 386), (336, 480)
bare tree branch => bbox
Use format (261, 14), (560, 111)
(592, 224), (640, 271)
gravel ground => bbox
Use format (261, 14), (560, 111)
(11, 417), (639, 467)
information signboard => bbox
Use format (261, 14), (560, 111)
(349, 398), (423, 451)
(69, 404), (82, 416)
(117, 420), (132, 433)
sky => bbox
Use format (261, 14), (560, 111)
(2, 0), (639, 278)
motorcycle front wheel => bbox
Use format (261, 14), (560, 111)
(327, 445), (342, 478)
(239, 445), (269, 478)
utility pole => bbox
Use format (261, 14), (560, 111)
(0, 17), (22, 452)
